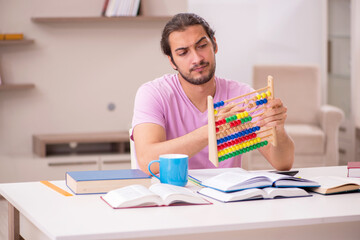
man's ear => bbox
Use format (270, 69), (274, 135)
(168, 55), (178, 70)
(213, 37), (218, 54)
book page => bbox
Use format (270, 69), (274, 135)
(310, 176), (360, 189)
(198, 187), (264, 202)
(259, 172), (319, 187)
(189, 168), (247, 183)
(102, 184), (163, 208)
(262, 187), (310, 199)
(149, 183), (209, 206)
(201, 172), (272, 192)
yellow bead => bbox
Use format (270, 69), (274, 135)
(261, 92), (266, 98)
(250, 140), (254, 145)
(266, 90), (271, 97)
(236, 113), (241, 119)
(257, 137), (261, 143)
(246, 142), (250, 147)
(235, 145), (240, 150)
(214, 110), (218, 115)
(244, 111), (249, 117)
(257, 94), (261, 100)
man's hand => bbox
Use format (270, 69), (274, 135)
(215, 102), (244, 120)
(257, 98), (287, 128)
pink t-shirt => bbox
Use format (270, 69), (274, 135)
(132, 74), (254, 169)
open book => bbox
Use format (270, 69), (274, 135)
(200, 171), (319, 192)
(198, 187), (311, 202)
(101, 183), (211, 209)
(308, 176), (360, 195)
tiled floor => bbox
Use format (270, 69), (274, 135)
(0, 197), (8, 240)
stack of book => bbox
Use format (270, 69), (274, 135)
(189, 169), (320, 202)
(102, 0), (141, 17)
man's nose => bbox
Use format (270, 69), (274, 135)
(191, 50), (204, 64)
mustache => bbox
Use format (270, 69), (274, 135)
(190, 62), (209, 72)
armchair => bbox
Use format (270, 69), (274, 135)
(246, 65), (344, 170)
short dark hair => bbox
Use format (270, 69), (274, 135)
(160, 13), (216, 59)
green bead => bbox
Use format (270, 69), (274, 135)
(265, 140), (268, 145)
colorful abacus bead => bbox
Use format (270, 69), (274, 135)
(213, 101), (225, 109)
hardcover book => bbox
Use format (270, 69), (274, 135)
(198, 186), (311, 202)
(199, 171), (319, 192)
(66, 169), (151, 194)
(347, 162), (360, 178)
(101, 183), (211, 209)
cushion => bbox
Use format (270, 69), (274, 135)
(285, 124), (325, 154)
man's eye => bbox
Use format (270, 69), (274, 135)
(198, 43), (207, 48)
(178, 51), (187, 56)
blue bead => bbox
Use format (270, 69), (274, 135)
(220, 101), (225, 106)
(263, 98), (268, 104)
(256, 101), (259, 105)
(260, 99), (264, 105)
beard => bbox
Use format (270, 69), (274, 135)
(177, 60), (216, 86)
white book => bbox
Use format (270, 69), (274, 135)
(105, 0), (120, 17)
(201, 171), (319, 192)
(101, 183), (210, 209)
(199, 187), (311, 202)
(115, 0), (126, 16)
(131, 0), (140, 16)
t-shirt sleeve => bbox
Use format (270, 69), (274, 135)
(132, 83), (166, 131)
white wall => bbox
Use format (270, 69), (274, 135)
(0, 0), (185, 155)
(0, 0), (329, 156)
(188, 0), (325, 87)
(352, 0), (360, 128)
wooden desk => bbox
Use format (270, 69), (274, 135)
(1, 166), (360, 240)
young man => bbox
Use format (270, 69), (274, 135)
(132, 13), (294, 174)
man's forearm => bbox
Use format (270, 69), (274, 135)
(267, 126), (295, 170)
(135, 125), (208, 174)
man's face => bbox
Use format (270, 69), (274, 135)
(168, 25), (217, 85)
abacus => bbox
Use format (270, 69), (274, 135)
(207, 76), (277, 167)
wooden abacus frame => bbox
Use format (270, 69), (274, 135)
(208, 76), (277, 167)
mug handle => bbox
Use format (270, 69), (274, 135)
(148, 160), (160, 181)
